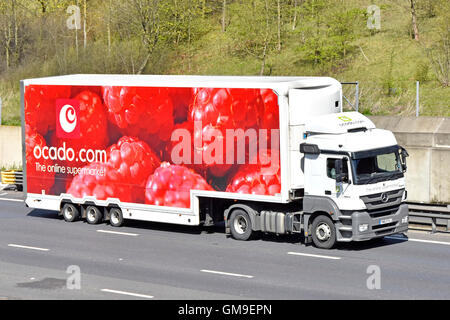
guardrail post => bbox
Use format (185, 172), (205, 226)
(416, 81), (419, 117)
(355, 82), (359, 112)
(448, 205), (450, 232)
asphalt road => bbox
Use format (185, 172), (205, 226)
(0, 190), (449, 300)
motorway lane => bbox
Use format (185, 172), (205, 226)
(0, 196), (449, 299)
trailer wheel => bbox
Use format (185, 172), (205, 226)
(311, 215), (336, 249)
(85, 206), (103, 225)
(109, 208), (124, 227)
(229, 209), (253, 241)
(61, 203), (79, 222)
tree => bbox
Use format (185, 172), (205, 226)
(227, 0), (279, 75)
(409, 0), (419, 41)
(295, 0), (364, 66)
(425, 0), (450, 86)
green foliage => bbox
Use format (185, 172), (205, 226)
(0, 0), (448, 124)
(294, 0), (365, 66)
(424, 0), (450, 87)
(414, 61), (430, 82)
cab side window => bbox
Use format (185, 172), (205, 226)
(327, 158), (349, 181)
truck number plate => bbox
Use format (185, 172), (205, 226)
(379, 218), (393, 225)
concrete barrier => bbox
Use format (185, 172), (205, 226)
(0, 116), (449, 203)
(0, 126), (22, 170)
(369, 116), (450, 204)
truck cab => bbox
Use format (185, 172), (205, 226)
(300, 112), (409, 248)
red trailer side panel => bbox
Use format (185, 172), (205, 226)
(24, 85), (281, 208)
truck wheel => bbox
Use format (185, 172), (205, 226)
(61, 203), (79, 222)
(109, 208), (124, 227)
(229, 209), (253, 241)
(85, 206), (103, 225)
(311, 215), (336, 249)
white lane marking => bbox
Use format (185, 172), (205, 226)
(386, 236), (450, 246)
(0, 198), (23, 202)
(287, 252), (341, 260)
(97, 230), (139, 237)
(200, 269), (254, 278)
(8, 244), (50, 252)
(0, 193), (7, 196)
(100, 289), (153, 299)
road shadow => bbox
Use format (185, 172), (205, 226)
(26, 208), (61, 220)
(123, 219), (227, 236)
(26, 208), (409, 250)
(336, 234), (408, 251)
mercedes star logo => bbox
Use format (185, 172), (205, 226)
(381, 192), (389, 203)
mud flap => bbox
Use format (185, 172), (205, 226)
(303, 213), (313, 244)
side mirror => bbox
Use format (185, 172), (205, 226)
(335, 159), (344, 183)
(400, 146), (409, 172)
(335, 159), (349, 183)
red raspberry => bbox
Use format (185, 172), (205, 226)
(24, 85), (71, 135)
(163, 121), (193, 163)
(145, 162), (213, 208)
(67, 162), (132, 202)
(226, 150), (281, 196)
(52, 90), (109, 167)
(168, 87), (193, 124)
(260, 89), (279, 130)
(107, 136), (160, 203)
(102, 86), (174, 156)
(71, 85), (102, 98)
(25, 125), (55, 194)
(189, 88), (264, 177)
(259, 89), (280, 149)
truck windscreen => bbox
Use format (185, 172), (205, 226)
(351, 148), (403, 185)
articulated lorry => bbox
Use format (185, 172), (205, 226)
(21, 75), (409, 249)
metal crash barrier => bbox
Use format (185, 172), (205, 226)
(0, 170), (23, 191)
(407, 202), (450, 234)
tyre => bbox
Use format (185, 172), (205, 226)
(311, 215), (336, 249)
(229, 209), (253, 241)
(85, 205), (103, 225)
(61, 203), (79, 222)
(109, 208), (124, 227)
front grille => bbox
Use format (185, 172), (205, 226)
(372, 221), (397, 230)
(360, 189), (404, 218)
(368, 205), (399, 218)
(375, 227), (396, 236)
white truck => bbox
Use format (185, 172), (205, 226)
(21, 75), (409, 249)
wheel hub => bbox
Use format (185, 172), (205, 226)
(87, 209), (96, 221)
(316, 223), (331, 241)
(234, 215), (248, 234)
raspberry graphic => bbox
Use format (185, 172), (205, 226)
(168, 87), (193, 124)
(189, 88), (264, 177)
(107, 136), (160, 203)
(67, 162), (132, 202)
(226, 150), (281, 196)
(52, 90), (109, 167)
(163, 121), (193, 163)
(24, 85), (71, 135)
(71, 86), (102, 98)
(25, 125), (55, 194)
(145, 162), (213, 208)
(102, 86), (174, 156)
(260, 89), (279, 130)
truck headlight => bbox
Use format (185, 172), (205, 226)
(359, 224), (369, 232)
(401, 216), (408, 224)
